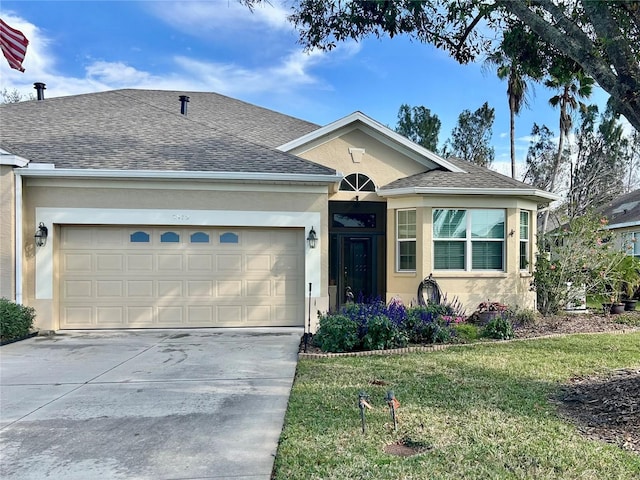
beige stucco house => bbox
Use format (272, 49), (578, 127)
(0, 88), (557, 332)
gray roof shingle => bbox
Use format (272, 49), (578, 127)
(0, 89), (334, 176)
(381, 157), (541, 191)
(597, 189), (640, 226)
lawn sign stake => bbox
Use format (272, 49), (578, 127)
(358, 391), (372, 434)
(304, 282), (312, 353)
(385, 390), (400, 431)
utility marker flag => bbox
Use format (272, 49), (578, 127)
(1, 18), (29, 72)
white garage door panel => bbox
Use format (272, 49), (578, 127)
(59, 226), (305, 328)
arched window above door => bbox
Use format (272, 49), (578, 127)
(339, 173), (375, 192)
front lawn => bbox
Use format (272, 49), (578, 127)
(273, 333), (640, 479)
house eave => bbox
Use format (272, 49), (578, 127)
(14, 167), (343, 184)
(0, 149), (29, 167)
(605, 220), (640, 230)
(377, 186), (561, 202)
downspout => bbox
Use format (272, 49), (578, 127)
(14, 170), (23, 304)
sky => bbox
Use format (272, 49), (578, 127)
(0, 0), (612, 177)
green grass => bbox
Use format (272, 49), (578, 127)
(273, 333), (640, 479)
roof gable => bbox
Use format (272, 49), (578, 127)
(278, 111), (466, 174)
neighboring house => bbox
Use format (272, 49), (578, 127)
(0, 87), (557, 332)
(598, 189), (640, 258)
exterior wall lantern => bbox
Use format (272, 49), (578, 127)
(306, 227), (317, 249)
(34, 222), (48, 247)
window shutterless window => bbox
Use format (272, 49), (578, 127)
(433, 209), (505, 271)
(520, 211), (530, 270)
(624, 231), (640, 259)
(397, 209), (416, 271)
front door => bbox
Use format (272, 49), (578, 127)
(342, 236), (373, 302)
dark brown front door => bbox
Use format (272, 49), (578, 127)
(342, 236), (372, 302)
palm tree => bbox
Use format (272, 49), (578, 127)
(485, 51), (531, 179)
(542, 67), (594, 233)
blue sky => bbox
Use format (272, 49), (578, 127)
(1, 1), (611, 177)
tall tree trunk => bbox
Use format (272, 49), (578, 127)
(542, 100), (568, 234)
(509, 96), (516, 179)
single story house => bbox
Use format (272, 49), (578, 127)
(0, 87), (557, 332)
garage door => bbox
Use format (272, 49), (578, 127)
(58, 226), (305, 329)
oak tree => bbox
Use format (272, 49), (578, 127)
(242, 1), (640, 132)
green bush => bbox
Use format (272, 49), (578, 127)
(512, 308), (538, 326)
(0, 298), (36, 342)
(482, 315), (514, 340)
(404, 305), (453, 344)
(362, 314), (408, 351)
(451, 323), (480, 343)
(313, 314), (359, 352)
(613, 313), (640, 327)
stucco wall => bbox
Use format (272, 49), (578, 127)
(385, 195), (540, 313)
(294, 128), (427, 202)
(20, 177), (330, 331)
(0, 166), (16, 300)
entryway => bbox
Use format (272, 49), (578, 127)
(329, 201), (386, 308)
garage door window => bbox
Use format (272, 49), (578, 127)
(161, 232), (180, 243)
(190, 232), (210, 243)
(130, 231), (150, 243)
(220, 232), (239, 244)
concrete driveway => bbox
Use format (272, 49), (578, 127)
(0, 328), (302, 480)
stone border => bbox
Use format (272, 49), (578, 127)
(299, 343), (458, 359)
(298, 328), (640, 359)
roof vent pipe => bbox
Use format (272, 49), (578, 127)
(179, 95), (189, 115)
(34, 82), (46, 101)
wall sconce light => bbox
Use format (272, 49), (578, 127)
(306, 227), (317, 249)
(509, 229), (515, 237)
(34, 222), (48, 247)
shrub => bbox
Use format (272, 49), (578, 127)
(0, 298), (36, 342)
(533, 212), (629, 315)
(482, 315), (514, 340)
(512, 308), (537, 327)
(613, 314), (640, 327)
(313, 314), (359, 352)
(451, 323), (480, 343)
(404, 305), (453, 344)
(361, 314), (408, 351)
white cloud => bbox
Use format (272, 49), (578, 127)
(0, 13), (55, 91)
(147, 0), (292, 35)
(0, 10), (359, 102)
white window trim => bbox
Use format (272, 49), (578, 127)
(433, 208), (506, 272)
(520, 210), (530, 271)
(396, 208), (417, 272)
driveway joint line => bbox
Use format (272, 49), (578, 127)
(1, 376), (294, 387)
(0, 340), (165, 430)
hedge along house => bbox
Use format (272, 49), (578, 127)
(0, 88), (557, 332)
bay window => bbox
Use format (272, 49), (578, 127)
(433, 209), (505, 271)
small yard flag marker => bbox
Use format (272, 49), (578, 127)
(1, 18), (29, 72)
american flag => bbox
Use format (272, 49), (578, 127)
(1, 18), (29, 72)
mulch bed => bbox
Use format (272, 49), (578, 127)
(554, 368), (640, 454)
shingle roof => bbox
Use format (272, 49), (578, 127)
(381, 156), (542, 191)
(0, 89), (334, 176)
(597, 189), (640, 226)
